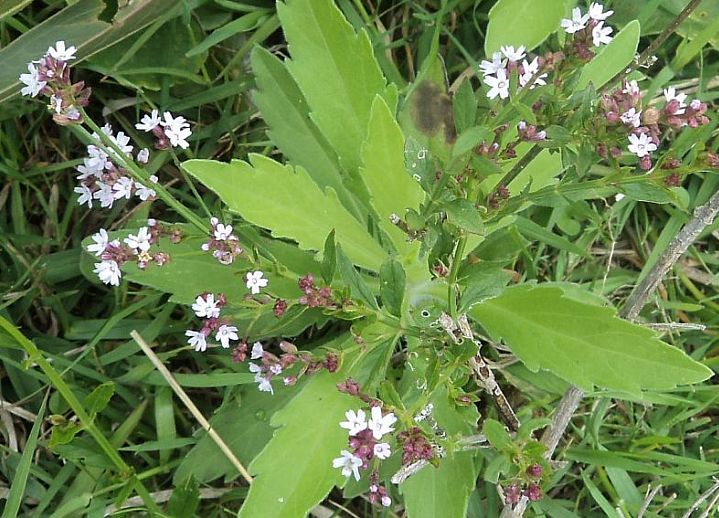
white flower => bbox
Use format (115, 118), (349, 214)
(690, 99), (702, 110)
(93, 260), (121, 286)
(620, 108), (641, 128)
(47, 41), (77, 61)
(251, 341), (264, 359)
(147, 218), (157, 227)
(255, 373), (274, 394)
(373, 442), (391, 460)
(588, 2), (614, 21)
(367, 406), (397, 440)
(86, 145), (109, 171)
(87, 228), (110, 256)
(76, 161), (97, 180)
(135, 109), (161, 132)
(191, 293), (221, 319)
(161, 112), (192, 149)
(664, 87), (687, 114)
(339, 409), (368, 436)
(332, 450), (363, 481)
(269, 363), (282, 375)
(74, 184), (93, 208)
(500, 45), (525, 62)
(561, 7), (590, 34)
(185, 330), (207, 352)
(484, 69), (510, 100)
(93, 182), (115, 208)
(112, 176), (134, 200)
(216, 324), (238, 348)
(246, 270), (268, 294)
(615, 193), (625, 202)
(137, 148), (150, 164)
(592, 22), (613, 46)
(623, 80), (640, 95)
(135, 176), (157, 201)
(381, 496), (391, 507)
(214, 223), (233, 240)
(478, 52), (505, 76)
(519, 57), (547, 88)
(112, 131), (134, 155)
(627, 133), (657, 158)
(124, 227), (151, 252)
(50, 94), (63, 113)
(19, 63), (46, 97)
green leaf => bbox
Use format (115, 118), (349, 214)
(183, 156), (387, 271)
(336, 245), (379, 309)
(444, 199), (485, 235)
(361, 96), (426, 254)
(452, 126), (493, 158)
(239, 370), (357, 518)
(576, 20), (641, 91)
(470, 285), (712, 394)
(484, 0), (565, 55)
(250, 47), (361, 218)
(482, 418), (513, 451)
(380, 259), (406, 317)
(277, 0), (396, 174)
(401, 388), (478, 518)
(3, 398), (46, 518)
(83, 381), (115, 420)
(167, 477), (200, 518)
(321, 230), (337, 284)
(174, 385), (297, 484)
(187, 11), (268, 57)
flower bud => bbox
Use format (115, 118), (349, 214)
(642, 107), (660, 125)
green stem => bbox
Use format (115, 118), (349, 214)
(0, 315), (161, 513)
(76, 110), (207, 232)
(448, 234), (468, 318)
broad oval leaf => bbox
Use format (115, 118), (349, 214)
(183, 155), (387, 271)
(238, 369), (357, 518)
(470, 285), (712, 394)
(484, 0), (565, 55)
(576, 20), (641, 91)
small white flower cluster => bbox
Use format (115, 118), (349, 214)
(560, 2), (614, 46)
(479, 46), (547, 100)
(201, 217), (244, 265)
(88, 222), (163, 286)
(135, 109), (192, 150)
(247, 342), (286, 394)
(74, 123), (158, 209)
(185, 292), (239, 353)
(332, 406), (396, 506)
(19, 41), (77, 97)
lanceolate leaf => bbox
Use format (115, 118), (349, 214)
(401, 388), (478, 518)
(470, 285), (712, 394)
(361, 96), (425, 254)
(239, 368), (357, 518)
(183, 156), (387, 271)
(576, 21), (641, 91)
(250, 47), (364, 220)
(484, 0), (565, 55)
(277, 0), (397, 174)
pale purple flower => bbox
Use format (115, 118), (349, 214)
(135, 175), (158, 201)
(214, 223), (233, 240)
(500, 45), (525, 62)
(332, 450), (363, 481)
(124, 227), (151, 252)
(592, 22), (613, 46)
(339, 409), (368, 436)
(137, 148), (150, 164)
(74, 184), (93, 208)
(47, 41), (77, 61)
(367, 406), (397, 440)
(627, 133), (657, 158)
(561, 7), (590, 34)
(93, 182), (115, 208)
(246, 270), (268, 295)
(478, 52), (505, 76)
(93, 260), (121, 286)
(588, 2), (614, 21)
(620, 108), (641, 128)
(250, 341), (264, 359)
(186, 330), (207, 352)
(374, 442), (392, 460)
(664, 87), (687, 114)
(112, 176), (134, 200)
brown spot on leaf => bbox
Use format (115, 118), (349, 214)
(411, 80), (456, 144)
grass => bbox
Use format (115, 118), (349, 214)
(1, 0), (719, 516)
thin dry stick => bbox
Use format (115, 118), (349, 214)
(501, 186), (719, 518)
(637, 484), (662, 518)
(130, 330), (253, 484)
(682, 479), (719, 518)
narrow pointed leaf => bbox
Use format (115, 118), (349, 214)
(183, 156), (387, 271)
(361, 96), (426, 254)
(470, 285), (712, 394)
